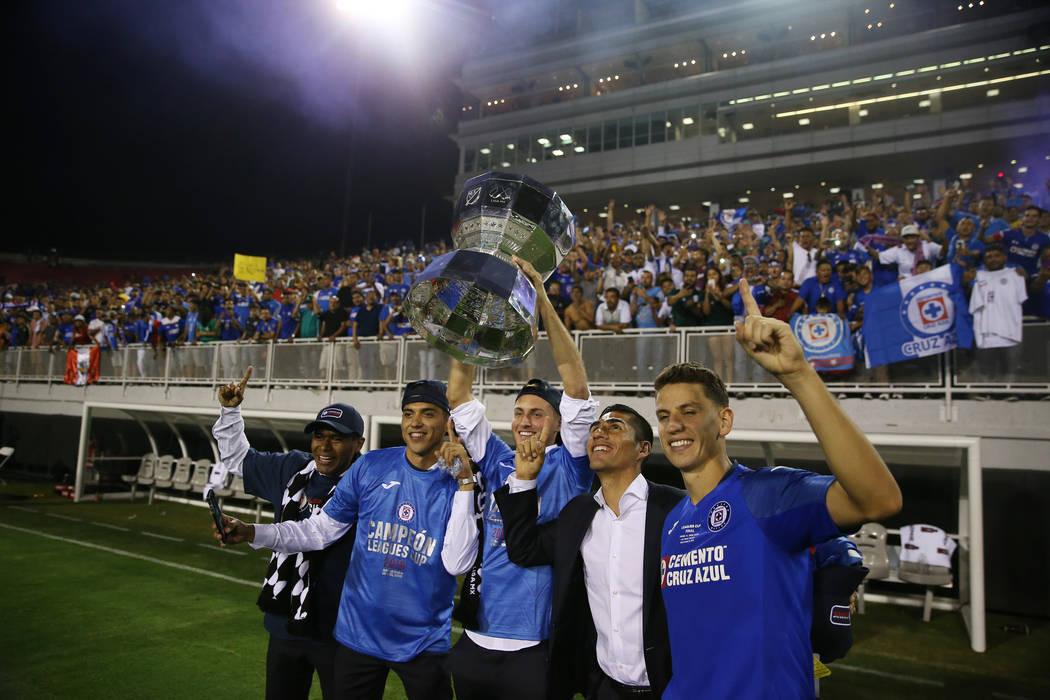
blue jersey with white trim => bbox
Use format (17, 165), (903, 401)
(473, 433), (592, 640)
(323, 447), (458, 662)
(660, 463), (840, 700)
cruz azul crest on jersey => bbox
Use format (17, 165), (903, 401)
(397, 501), (416, 523)
(708, 500), (731, 532)
(900, 280), (954, 337)
(319, 407), (343, 419)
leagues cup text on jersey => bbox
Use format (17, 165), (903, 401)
(660, 463), (841, 700)
(323, 447), (458, 663)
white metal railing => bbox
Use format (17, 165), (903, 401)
(3, 323), (1048, 397)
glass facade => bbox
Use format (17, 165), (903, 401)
(460, 1), (1046, 120)
(461, 44), (1048, 174)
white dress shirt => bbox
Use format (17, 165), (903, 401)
(792, 241), (818, 285)
(510, 473), (651, 688)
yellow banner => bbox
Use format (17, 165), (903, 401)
(233, 254), (267, 283)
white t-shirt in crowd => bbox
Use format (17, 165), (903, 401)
(595, 300), (631, 326)
(969, 267), (1027, 348)
(88, 318), (105, 345)
(876, 241), (944, 278)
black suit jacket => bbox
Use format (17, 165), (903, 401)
(494, 479), (685, 700)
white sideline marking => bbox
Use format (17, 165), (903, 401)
(141, 531), (183, 542)
(45, 512), (83, 522)
(197, 543), (247, 556)
(0, 522), (256, 588)
(90, 521), (130, 532)
(8, 506), (37, 513)
(834, 663), (945, 686)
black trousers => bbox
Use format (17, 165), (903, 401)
(448, 633), (549, 700)
(591, 672), (654, 700)
(265, 634), (338, 700)
(331, 643), (452, 700)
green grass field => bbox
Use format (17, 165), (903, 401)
(1, 482), (1047, 699)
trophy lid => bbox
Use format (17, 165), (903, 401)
(450, 172), (575, 281)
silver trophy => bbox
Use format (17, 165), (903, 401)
(405, 172), (575, 366)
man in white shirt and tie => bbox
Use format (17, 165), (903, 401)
(494, 405), (685, 699)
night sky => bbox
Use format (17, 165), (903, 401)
(11, 1), (486, 263)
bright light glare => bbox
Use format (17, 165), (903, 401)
(337, 0), (411, 25)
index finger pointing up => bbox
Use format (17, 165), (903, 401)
(739, 279), (761, 317)
(238, 366), (253, 390)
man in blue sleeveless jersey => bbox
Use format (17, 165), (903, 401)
(655, 280), (902, 699)
(443, 255), (598, 700)
(218, 379), (476, 700)
(210, 366), (365, 699)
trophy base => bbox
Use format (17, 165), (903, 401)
(405, 250), (538, 367)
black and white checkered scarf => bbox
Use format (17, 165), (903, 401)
(255, 462), (335, 637)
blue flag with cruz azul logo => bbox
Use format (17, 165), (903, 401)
(720, 207), (746, 228)
(790, 313), (855, 372)
(861, 265), (973, 368)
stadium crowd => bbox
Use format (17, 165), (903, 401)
(1, 173), (1048, 379)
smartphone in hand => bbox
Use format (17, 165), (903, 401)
(207, 490), (227, 544)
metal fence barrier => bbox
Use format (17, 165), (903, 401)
(3, 323), (1047, 396)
